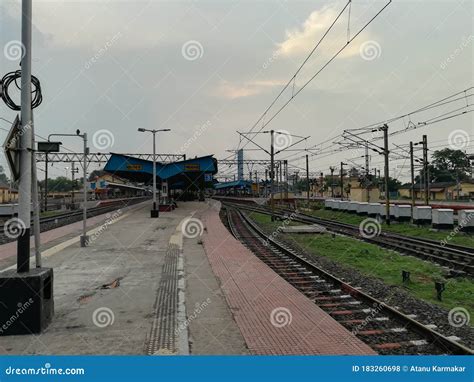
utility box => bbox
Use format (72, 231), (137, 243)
(459, 210), (474, 232)
(357, 202), (369, 215)
(368, 203), (381, 217)
(0, 268), (54, 336)
(413, 206), (432, 225)
(432, 209), (454, 230)
(339, 200), (349, 211)
(324, 199), (333, 209)
(348, 202), (359, 213)
(395, 205), (412, 222)
(379, 204), (395, 219)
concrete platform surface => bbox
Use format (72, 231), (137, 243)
(201, 201), (376, 355)
(281, 225), (326, 233)
(0, 201), (246, 355)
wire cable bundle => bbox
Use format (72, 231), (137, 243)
(0, 70), (43, 110)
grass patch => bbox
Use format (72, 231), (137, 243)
(40, 210), (65, 218)
(306, 208), (474, 248)
(249, 212), (474, 318)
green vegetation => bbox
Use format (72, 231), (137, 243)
(249, 212), (474, 318)
(40, 210), (65, 218)
(305, 208), (474, 248)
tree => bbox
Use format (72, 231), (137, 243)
(0, 165), (9, 184)
(416, 148), (471, 183)
(38, 177), (77, 192)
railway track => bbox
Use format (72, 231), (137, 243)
(0, 197), (150, 245)
(219, 200), (474, 277)
(224, 206), (473, 355)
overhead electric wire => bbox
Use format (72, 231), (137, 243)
(230, 0), (391, 158)
(241, 0), (392, 148)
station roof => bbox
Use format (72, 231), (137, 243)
(214, 179), (252, 190)
(103, 153), (217, 185)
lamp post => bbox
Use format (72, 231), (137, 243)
(48, 131), (89, 246)
(137, 128), (171, 218)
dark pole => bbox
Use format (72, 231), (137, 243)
(265, 169), (268, 198)
(279, 160), (283, 195)
(44, 153), (48, 211)
(330, 167), (335, 197)
(422, 134), (429, 205)
(410, 141), (415, 209)
(306, 154), (310, 206)
(340, 162), (344, 200)
(71, 161), (75, 208)
(382, 124), (390, 225)
(270, 130), (275, 221)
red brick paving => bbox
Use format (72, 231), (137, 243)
(201, 205), (376, 355)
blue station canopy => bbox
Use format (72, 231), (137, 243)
(103, 153), (217, 188)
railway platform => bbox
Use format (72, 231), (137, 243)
(200, 200), (375, 355)
(0, 199), (373, 355)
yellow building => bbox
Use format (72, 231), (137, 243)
(398, 181), (474, 201)
(0, 183), (18, 203)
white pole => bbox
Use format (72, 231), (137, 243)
(17, 0), (33, 273)
(80, 133), (88, 246)
(151, 130), (158, 217)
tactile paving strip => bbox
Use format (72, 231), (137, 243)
(146, 243), (179, 354)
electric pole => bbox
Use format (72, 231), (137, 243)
(270, 130), (275, 221)
(422, 134), (429, 205)
(410, 141), (415, 208)
(17, 0), (33, 273)
(340, 162), (347, 200)
(365, 143), (370, 202)
(306, 154), (310, 206)
(382, 124), (390, 225)
(330, 166), (335, 197)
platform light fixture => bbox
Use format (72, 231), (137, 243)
(137, 128), (171, 218)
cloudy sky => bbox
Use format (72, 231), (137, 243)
(1, 0), (472, 181)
